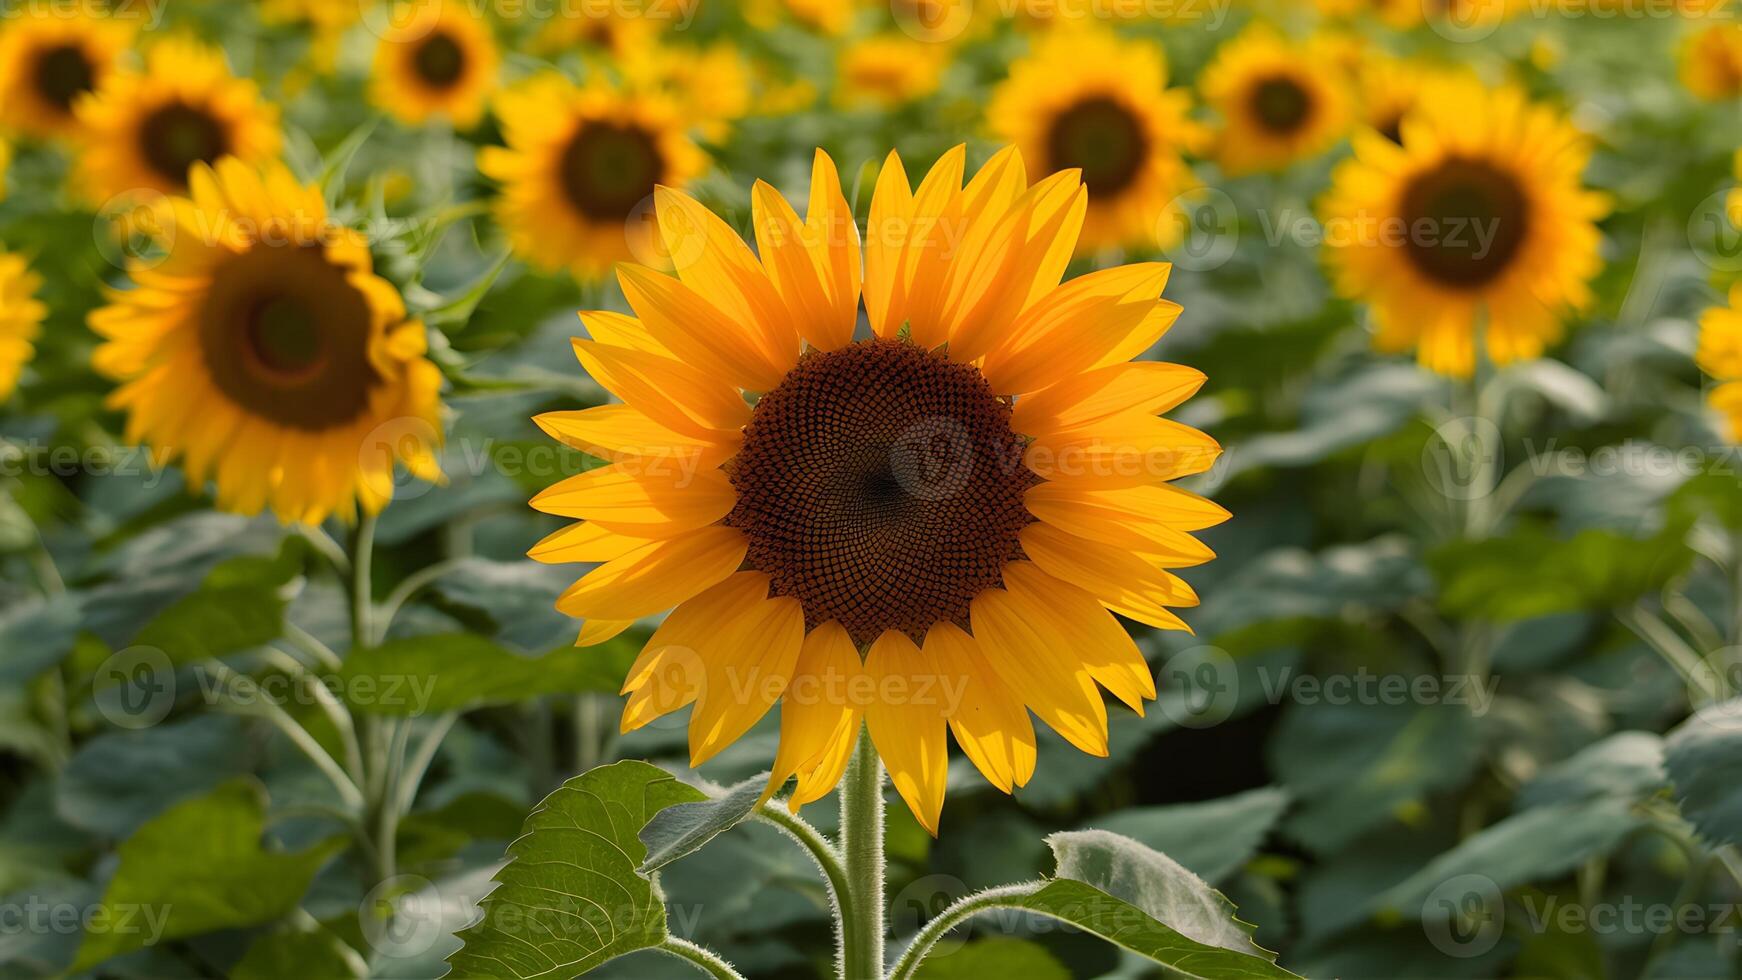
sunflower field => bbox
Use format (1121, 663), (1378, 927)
(1, 0), (1741, 977)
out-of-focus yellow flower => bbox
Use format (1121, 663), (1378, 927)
(1355, 53), (1472, 145)
(88, 158), (444, 523)
(1698, 283), (1742, 441)
(0, 138), (10, 202)
(835, 35), (948, 109)
(478, 75), (706, 280)
(623, 42), (753, 142)
(0, 251), (44, 402)
(747, 0), (855, 34)
(1680, 22), (1742, 101)
(1320, 80), (1609, 377)
(1201, 25), (1352, 175)
(74, 38), (281, 202)
(525, 2), (662, 57)
(369, 3), (500, 128)
(989, 27), (1207, 253)
(0, 8), (133, 140)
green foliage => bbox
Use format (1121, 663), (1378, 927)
(446, 761), (706, 979)
(73, 781), (344, 971)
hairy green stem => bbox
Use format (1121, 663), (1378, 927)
(886, 883), (1041, 980)
(839, 726), (885, 980)
(657, 936), (747, 980)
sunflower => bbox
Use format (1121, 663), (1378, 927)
(1699, 283), (1742, 441)
(1680, 23), (1742, 101)
(0, 8), (132, 140)
(0, 252), (45, 401)
(89, 158), (443, 524)
(528, 146), (1224, 833)
(989, 27), (1207, 253)
(621, 42), (753, 143)
(478, 75), (706, 279)
(746, 0), (855, 34)
(369, 3), (500, 128)
(1201, 26), (1352, 175)
(1355, 54), (1469, 145)
(835, 35), (948, 109)
(1319, 80), (1608, 377)
(74, 38), (281, 203)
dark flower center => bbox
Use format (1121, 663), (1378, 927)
(1249, 76), (1312, 134)
(725, 340), (1039, 646)
(1398, 157), (1531, 289)
(200, 244), (380, 431)
(557, 121), (664, 221)
(139, 102), (230, 188)
(412, 30), (466, 89)
(1046, 95), (1150, 197)
(32, 43), (95, 114)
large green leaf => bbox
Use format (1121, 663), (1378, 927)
(338, 633), (635, 715)
(1371, 797), (1645, 920)
(56, 714), (258, 838)
(0, 594), (79, 685)
(1272, 700), (1480, 853)
(1665, 699), (1742, 847)
(1083, 788), (1290, 884)
(1046, 829), (1275, 961)
(131, 583), (286, 666)
(1428, 521), (1693, 622)
(446, 760), (706, 979)
(72, 780), (344, 970)
(1515, 731), (1666, 810)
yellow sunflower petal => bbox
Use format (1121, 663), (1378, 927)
(571, 339), (751, 439)
(970, 587), (1110, 757)
(1019, 523), (1198, 631)
(534, 404), (737, 465)
(865, 150), (914, 339)
(1025, 414), (1221, 488)
(804, 149), (863, 350)
(528, 460), (736, 534)
(689, 594), (806, 767)
(555, 526), (747, 621)
(617, 263), (790, 392)
(1011, 361), (1206, 437)
(982, 264), (1174, 394)
(528, 520), (658, 564)
(863, 630), (950, 835)
(764, 621), (864, 805)
(924, 622), (1037, 793)
(654, 186), (798, 375)
(1004, 562), (1155, 714)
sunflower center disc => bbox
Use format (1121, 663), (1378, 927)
(200, 244), (379, 431)
(726, 339), (1039, 646)
(33, 44), (94, 113)
(413, 31), (466, 89)
(558, 121), (664, 221)
(140, 102), (229, 187)
(1047, 96), (1149, 196)
(1250, 76), (1312, 134)
(1398, 157), (1530, 288)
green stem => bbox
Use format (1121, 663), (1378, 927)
(886, 884), (1041, 980)
(350, 513), (377, 650)
(657, 937), (748, 980)
(839, 726), (885, 980)
(753, 804), (854, 942)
